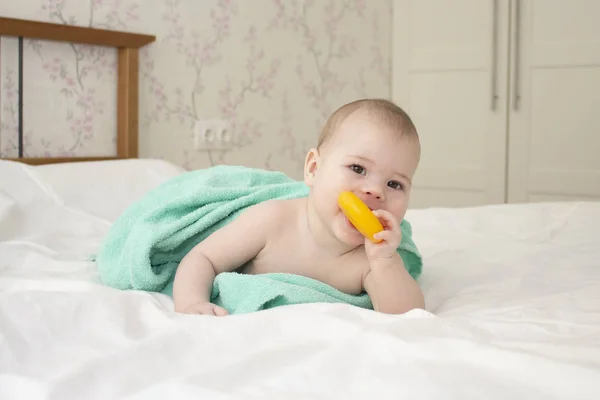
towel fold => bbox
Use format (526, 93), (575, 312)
(95, 165), (422, 312)
(159, 272), (373, 314)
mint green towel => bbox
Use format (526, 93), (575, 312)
(95, 165), (422, 314)
(160, 272), (372, 314)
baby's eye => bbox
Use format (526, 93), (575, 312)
(388, 180), (404, 190)
(350, 164), (365, 175)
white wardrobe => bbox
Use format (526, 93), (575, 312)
(392, 0), (600, 208)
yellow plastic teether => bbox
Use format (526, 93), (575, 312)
(337, 191), (383, 242)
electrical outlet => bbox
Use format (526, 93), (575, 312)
(193, 119), (233, 150)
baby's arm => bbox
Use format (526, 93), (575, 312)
(363, 254), (425, 314)
(172, 202), (271, 315)
(362, 209), (425, 314)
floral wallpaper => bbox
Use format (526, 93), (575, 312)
(0, 0), (391, 179)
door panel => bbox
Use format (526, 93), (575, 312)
(393, 0), (511, 208)
(507, 0), (600, 202)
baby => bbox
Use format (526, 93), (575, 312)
(173, 98), (424, 315)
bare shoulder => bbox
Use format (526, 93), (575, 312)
(238, 198), (300, 230)
(186, 199), (300, 273)
(241, 198), (289, 217)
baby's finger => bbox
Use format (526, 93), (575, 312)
(212, 305), (229, 316)
(372, 210), (399, 231)
(373, 229), (399, 244)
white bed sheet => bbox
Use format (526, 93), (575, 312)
(1, 159), (599, 399)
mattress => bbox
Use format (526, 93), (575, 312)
(1, 158), (599, 399)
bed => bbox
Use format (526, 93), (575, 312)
(1, 17), (600, 400)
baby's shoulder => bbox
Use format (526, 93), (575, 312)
(239, 198), (299, 229)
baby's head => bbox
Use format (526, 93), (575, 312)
(304, 98), (420, 246)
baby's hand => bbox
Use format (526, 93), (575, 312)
(364, 209), (402, 262)
(177, 302), (229, 316)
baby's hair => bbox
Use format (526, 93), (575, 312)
(317, 98), (418, 149)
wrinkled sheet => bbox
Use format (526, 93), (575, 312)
(1, 159), (599, 399)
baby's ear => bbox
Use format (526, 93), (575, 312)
(303, 148), (320, 186)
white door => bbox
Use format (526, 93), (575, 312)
(392, 0), (511, 208)
(507, 0), (600, 202)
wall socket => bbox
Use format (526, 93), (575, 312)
(193, 119), (233, 150)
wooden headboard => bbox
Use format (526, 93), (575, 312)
(0, 17), (155, 165)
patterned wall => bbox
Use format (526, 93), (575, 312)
(0, 0), (391, 179)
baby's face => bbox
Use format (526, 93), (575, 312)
(305, 109), (420, 247)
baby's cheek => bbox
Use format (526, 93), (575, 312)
(390, 205), (407, 222)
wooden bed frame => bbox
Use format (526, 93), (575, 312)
(0, 16), (155, 165)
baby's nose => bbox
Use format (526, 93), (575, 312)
(365, 190), (381, 200)
(362, 188), (384, 207)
